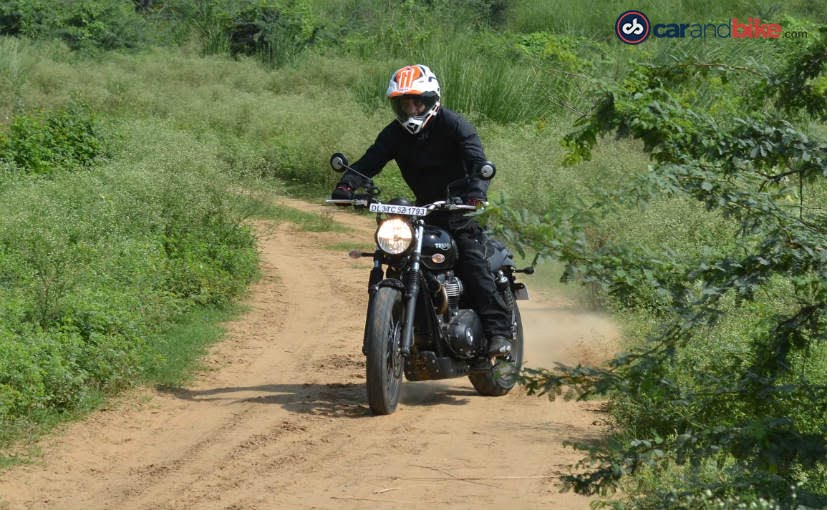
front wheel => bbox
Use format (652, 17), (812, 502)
(364, 286), (404, 415)
(468, 288), (524, 396)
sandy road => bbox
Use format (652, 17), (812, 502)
(0, 198), (618, 510)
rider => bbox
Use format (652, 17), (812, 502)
(330, 64), (512, 357)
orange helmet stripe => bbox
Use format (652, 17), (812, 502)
(394, 66), (422, 90)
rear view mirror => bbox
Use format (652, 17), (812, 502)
(330, 153), (349, 172)
(478, 161), (496, 180)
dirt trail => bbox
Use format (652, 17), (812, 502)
(0, 198), (618, 510)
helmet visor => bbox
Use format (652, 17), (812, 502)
(390, 93), (437, 123)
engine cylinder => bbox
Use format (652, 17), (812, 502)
(442, 276), (463, 312)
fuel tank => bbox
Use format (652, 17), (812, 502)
(420, 225), (458, 270)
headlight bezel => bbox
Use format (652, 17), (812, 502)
(375, 217), (414, 255)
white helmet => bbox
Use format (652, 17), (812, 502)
(386, 64), (441, 135)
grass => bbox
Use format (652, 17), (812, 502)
(0, 305), (244, 467)
(255, 204), (347, 233)
(233, 184), (350, 232)
(142, 305), (242, 387)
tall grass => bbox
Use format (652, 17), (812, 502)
(419, 39), (547, 123)
(0, 38), (33, 113)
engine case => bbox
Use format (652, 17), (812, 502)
(445, 309), (484, 359)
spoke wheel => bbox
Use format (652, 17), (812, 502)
(365, 287), (404, 414)
(468, 288), (524, 396)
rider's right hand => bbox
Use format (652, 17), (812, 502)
(331, 184), (354, 205)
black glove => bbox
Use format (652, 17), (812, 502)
(331, 183), (354, 204)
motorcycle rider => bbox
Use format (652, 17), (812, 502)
(330, 64), (512, 357)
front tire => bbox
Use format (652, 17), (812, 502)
(468, 288), (524, 396)
(365, 287), (404, 415)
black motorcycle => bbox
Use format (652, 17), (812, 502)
(326, 153), (532, 415)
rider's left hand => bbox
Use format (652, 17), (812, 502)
(331, 184), (354, 205)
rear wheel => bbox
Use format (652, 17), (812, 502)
(468, 288), (524, 396)
(365, 287), (404, 415)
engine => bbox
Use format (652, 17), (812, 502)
(430, 274), (483, 358)
(442, 276), (463, 312)
(445, 309), (484, 359)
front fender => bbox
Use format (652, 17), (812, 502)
(377, 278), (405, 291)
(363, 279), (406, 356)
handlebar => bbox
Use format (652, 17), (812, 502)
(324, 198), (486, 214)
(424, 200), (482, 212)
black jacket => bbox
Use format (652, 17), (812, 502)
(342, 107), (490, 205)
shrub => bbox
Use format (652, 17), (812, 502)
(0, 115), (259, 444)
(226, 0), (320, 67)
(56, 0), (149, 51)
(504, 32), (827, 507)
(0, 0), (148, 51)
(0, 101), (105, 175)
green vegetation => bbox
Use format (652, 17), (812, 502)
(0, 117), (260, 456)
(0, 101), (104, 174)
(491, 27), (827, 510)
(0, 0), (824, 507)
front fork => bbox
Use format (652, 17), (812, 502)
(399, 220), (425, 356)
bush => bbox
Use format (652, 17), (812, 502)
(506, 36), (827, 507)
(0, 115), (259, 444)
(0, 101), (105, 175)
(226, 0), (320, 67)
(0, 0), (149, 51)
(56, 0), (149, 51)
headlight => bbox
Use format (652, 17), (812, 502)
(375, 218), (413, 255)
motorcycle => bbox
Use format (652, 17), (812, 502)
(326, 153), (532, 415)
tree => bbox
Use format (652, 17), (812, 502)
(491, 28), (827, 508)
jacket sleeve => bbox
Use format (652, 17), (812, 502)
(339, 123), (397, 189)
(451, 113), (490, 201)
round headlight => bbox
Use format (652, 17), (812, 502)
(376, 218), (413, 255)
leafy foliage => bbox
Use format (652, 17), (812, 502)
(759, 27), (827, 119)
(0, 0), (149, 51)
(0, 101), (105, 174)
(0, 1), (825, 504)
(225, 0), (320, 67)
(0, 113), (258, 450)
(492, 28), (827, 509)
(146, 0), (322, 66)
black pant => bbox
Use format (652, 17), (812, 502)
(428, 213), (512, 339)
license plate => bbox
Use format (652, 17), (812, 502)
(369, 203), (429, 216)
